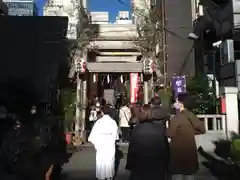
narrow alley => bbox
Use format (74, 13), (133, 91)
(61, 145), (217, 180)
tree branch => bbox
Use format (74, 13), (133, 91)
(133, 1), (163, 76)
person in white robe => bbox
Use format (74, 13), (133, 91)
(88, 111), (119, 180)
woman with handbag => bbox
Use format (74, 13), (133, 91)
(167, 93), (206, 180)
(118, 100), (131, 143)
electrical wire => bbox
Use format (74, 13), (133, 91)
(71, 0), (196, 76)
(178, 44), (195, 75)
(72, 0), (192, 42)
(75, 0), (190, 42)
(117, 0), (196, 78)
(116, 0), (189, 41)
(86, 27), (190, 41)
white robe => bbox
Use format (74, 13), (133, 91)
(88, 114), (119, 180)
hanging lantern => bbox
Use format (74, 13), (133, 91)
(143, 57), (153, 75)
(75, 57), (86, 74)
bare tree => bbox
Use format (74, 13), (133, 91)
(133, 1), (165, 83)
(66, 0), (95, 144)
(68, 0), (96, 78)
(68, 1), (91, 66)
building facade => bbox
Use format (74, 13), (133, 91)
(3, 0), (37, 16)
(164, 0), (195, 78)
(90, 11), (109, 24)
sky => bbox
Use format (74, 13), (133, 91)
(88, 0), (132, 22)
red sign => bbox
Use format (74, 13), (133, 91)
(130, 73), (139, 103)
(81, 61), (86, 73)
(221, 96), (226, 114)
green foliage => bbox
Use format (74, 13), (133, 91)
(214, 139), (232, 159)
(68, 1), (96, 66)
(230, 132), (240, 162)
(133, 2), (163, 78)
(187, 74), (215, 114)
(230, 139), (240, 161)
(158, 87), (172, 108)
(61, 88), (76, 132)
(214, 132), (240, 162)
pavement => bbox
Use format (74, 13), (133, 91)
(61, 144), (217, 180)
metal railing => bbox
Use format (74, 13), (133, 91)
(197, 114), (226, 132)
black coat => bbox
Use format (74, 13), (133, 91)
(126, 120), (169, 180)
(151, 105), (170, 123)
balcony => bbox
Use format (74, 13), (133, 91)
(94, 24), (138, 40)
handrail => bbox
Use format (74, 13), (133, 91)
(197, 114), (226, 132)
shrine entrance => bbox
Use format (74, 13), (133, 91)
(87, 72), (144, 106)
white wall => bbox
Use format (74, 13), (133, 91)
(90, 40), (136, 49)
(115, 20), (132, 24)
(97, 24), (137, 40)
(90, 12), (109, 22)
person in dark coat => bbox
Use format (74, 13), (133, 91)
(150, 96), (170, 126)
(167, 93), (206, 180)
(0, 0), (8, 16)
(128, 103), (141, 135)
(106, 103), (118, 123)
(126, 104), (169, 180)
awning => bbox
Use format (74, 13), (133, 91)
(87, 62), (142, 72)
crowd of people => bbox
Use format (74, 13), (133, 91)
(87, 94), (206, 180)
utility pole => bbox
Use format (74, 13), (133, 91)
(74, 50), (87, 145)
(212, 51), (217, 113)
(161, 0), (167, 87)
(144, 77), (149, 104)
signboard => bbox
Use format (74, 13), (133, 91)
(220, 96), (226, 114)
(104, 89), (114, 105)
(75, 57), (86, 74)
(143, 58), (153, 74)
(4, 1), (35, 16)
(172, 76), (186, 97)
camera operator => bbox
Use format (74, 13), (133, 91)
(0, 103), (57, 180)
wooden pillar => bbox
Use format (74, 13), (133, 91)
(81, 74), (87, 143)
(143, 75), (150, 104)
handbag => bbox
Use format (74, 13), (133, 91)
(120, 108), (130, 125)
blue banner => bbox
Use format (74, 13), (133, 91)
(172, 76), (187, 97)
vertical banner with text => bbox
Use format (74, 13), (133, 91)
(172, 76), (187, 98)
(130, 73), (139, 103)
